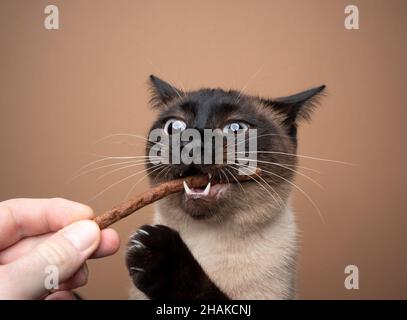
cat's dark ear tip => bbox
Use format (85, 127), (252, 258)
(312, 84), (326, 95)
(148, 74), (173, 89)
(149, 74), (158, 82)
(315, 85), (327, 98)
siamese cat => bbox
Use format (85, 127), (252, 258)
(126, 75), (325, 299)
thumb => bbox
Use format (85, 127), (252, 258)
(0, 220), (100, 299)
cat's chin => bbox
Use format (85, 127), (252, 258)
(181, 202), (220, 219)
(180, 184), (231, 219)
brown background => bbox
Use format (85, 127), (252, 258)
(1, 0), (406, 299)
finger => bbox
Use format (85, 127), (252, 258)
(0, 220), (100, 299)
(0, 233), (51, 265)
(0, 198), (94, 250)
(58, 264), (88, 291)
(90, 228), (120, 259)
(0, 229), (120, 264)
(45, 291), (78, 300)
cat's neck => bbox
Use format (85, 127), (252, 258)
(154, 197), (292, 237)
(153, 198), (298, 299)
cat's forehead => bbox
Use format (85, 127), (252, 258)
(189, 88), (235, 98)
(186, 88), (244, 105)
(175, 88), (255, 113)
(159, 88), (257, 124)
(153, 88), (264, 127)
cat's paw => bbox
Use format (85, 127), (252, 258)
(125, 224), (183, 299)
(126, 224), (229, 300)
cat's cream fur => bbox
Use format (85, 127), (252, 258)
(130, 191), (298, 300)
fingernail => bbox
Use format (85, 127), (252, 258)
(63, 220), (100, 251)
(70, 202), (94, 216)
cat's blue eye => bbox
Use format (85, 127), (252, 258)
(223, 122), (249, 133)
(164, 118), (187, 134)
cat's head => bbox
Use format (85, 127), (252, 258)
(145, 75), (325, 221)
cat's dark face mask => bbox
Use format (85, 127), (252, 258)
(145, 75), (325, 220)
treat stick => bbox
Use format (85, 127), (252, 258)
(93, 169), (261, 229)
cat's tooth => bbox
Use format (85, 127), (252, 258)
(202, 182), (211, 196)
(208, 173), (212, 179)
(183, 181), (193, 195)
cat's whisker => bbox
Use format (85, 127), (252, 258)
(228, 153), (321, 174)
(238, 163), (325, 223)
(124, 164), (167, 201)
(279, 164), (321, 174)
(86, 154), (162, 171)
(235, 63), (266, 103)
(220, 168), (233, 200)
(234, 133), (291, 148)
(231, 133), (352, 165)
(68, 159), (155, 183)
(152, 165), (172, 185)
(93, 133), (168, 148)
(96, 161), (155, 181)
(72, 154), (160, 178)
(230, 163), (284, 210)
(232, 133), (290, 155)
(90, 153), (165, 160)
(224, 166), (249, 203)
(69, 157), (124, 181)
(220, 168), (230, 185)
(235, 150), (353, 166)
(162, 165), (173, 182)
(86, 164), (162, 203)
(235, 158), (324, 190)
(247, 168), (285, 210)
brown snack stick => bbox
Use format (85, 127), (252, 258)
(93, 169), (261, 229)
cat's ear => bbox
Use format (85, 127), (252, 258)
(148, 75), (183, 108)
(262, 85), (325, 126)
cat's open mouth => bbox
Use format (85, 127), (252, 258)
(182, 173), (230, 201)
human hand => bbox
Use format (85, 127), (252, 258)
(0, 198), (120, 300)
